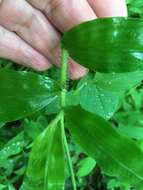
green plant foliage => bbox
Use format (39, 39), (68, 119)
(127, 0), (143, 17)
(1, 2), (143, 189)
(0, 69), (57, 123)
(0, 184), (6, 190)
(62, 17), (143, 73)
(67, 70), (143, 119)
(0, 132), (26, 166)
(95, 71), (143, 94)
(46, 70), (143, 120)
(69, 81), (119, 119)
(8, 185), (15, 190)
(118, 125), (143, 140)
(65, 105), (143, 189)
(127, 0), (143, 6)
(22, 114), (66, 190)
(76, 157), (96, 178)
(46, 84), (119, 119)
(0, 128), (28, 189)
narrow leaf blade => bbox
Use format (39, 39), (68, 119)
(65, 106), (143, 189)
(23, 117), (66, 190)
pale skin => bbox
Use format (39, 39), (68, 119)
(0, 0), (127, 79)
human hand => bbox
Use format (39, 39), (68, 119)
(0, 0), (127, 79)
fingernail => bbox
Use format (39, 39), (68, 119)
(32, 56), (51, 71)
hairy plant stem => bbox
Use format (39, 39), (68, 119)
(60, 47), (77, 190)
(60, 47), (68, 108)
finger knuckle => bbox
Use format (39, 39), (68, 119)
(0, 0), (35, 31)
(45, 0), (63, 14)
(37, 40), (48, 53)
(19, 13), (34, 30)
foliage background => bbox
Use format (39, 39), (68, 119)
(0, 0), (143, 190)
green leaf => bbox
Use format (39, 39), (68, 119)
(0, 132), (26, 165)
(78, 82), (119, 119)
(0, 69), (57, 123)
(66, 71), (143, 119)
(45, 97), (60, 115)
(23, 114), (66, 190)
(65, 106), (143, 189)
(76, 157), (96, 177)
(129, 6), (143, 14)
(62, 17), (143, 73)
(114, 110), (143, 126)
(0, 184), (6, 190)
(45, 88), (119, 119)
(8, 185), (16, 190)
(107, 179), (120, 190)
(118, 125), (143, 140)
(128, 0), (143, 6)
(24, 119), (43, 140)
(0, 122), (5, 129)
(66, 75), (119, 119)
(95, 71), (143, 94)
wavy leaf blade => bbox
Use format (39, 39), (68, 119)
(65, 106), (143, 189)
(62, 17), (143, 73)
